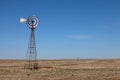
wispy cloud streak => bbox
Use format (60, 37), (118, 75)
(65, 35), (89, 39)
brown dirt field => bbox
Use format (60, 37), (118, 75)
(0, 59), (120, 80)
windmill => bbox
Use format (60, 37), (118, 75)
(20, 16), (39, 70)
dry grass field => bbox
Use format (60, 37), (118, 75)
(0, 59), (120, 80)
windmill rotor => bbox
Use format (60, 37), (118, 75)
(27, 16), (39, 29)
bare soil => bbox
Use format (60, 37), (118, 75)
(0, 59), (120, 80)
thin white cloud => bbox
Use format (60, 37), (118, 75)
(65, 35), (89, 39)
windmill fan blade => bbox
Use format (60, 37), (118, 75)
(20, 18), (27, 23)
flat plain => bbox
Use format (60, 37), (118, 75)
(0, 59), (120, 80)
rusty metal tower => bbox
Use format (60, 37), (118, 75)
(20, 16), (39, 70)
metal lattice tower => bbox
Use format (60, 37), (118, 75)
(27, 28), (38, 70)
(23, 16), (39, 70)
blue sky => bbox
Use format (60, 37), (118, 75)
(0, 0), (120, 59)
